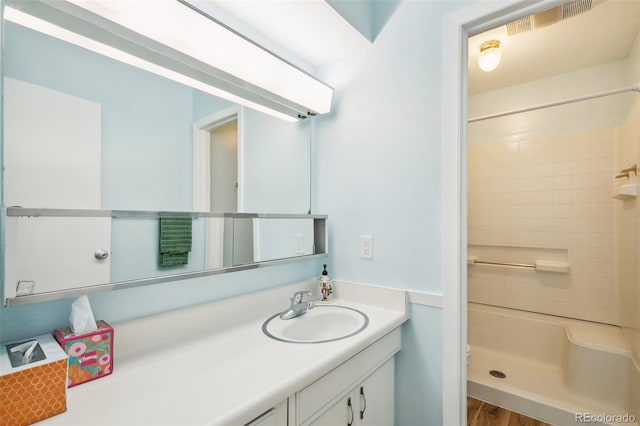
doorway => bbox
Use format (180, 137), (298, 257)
(443, 1), (637, 424)
(209, 120), (238, 213)
(441, 1), (606, 424)
(192, 105), (243, 212)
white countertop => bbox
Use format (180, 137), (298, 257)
(38, 281), (407, 426)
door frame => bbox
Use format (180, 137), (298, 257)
(192, 105), (244, 212)
(442, 1), (569, 424)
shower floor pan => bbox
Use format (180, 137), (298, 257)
(467, 303), (640, 426)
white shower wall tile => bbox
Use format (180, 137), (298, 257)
(468, 125), (620, 325)
(573, 158), (593, 172)
(591, 307), (619, 325)
(616, 98), (640, 364)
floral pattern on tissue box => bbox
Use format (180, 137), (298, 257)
(53, 320), (113, 387)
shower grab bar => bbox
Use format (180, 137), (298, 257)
(473, 260), (536, 269)
(620, 164), (637, 175)
(616, 172), (630, 179)
(468, 83), (640, 123)
(467, 257), (570, 273)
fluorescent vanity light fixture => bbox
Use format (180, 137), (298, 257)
(5, 0), (334, 121)
(3, 7), (297, 122)
(478, 40), (501, 72)
(68, 0), (333, 117)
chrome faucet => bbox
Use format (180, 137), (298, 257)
(280, 290), (315, 320)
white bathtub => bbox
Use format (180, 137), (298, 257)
(467, 303), (640, 426)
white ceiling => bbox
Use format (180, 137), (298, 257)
(187, 0), (640, 97)
(468, 0), (640, 95)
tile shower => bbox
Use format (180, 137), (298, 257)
(468, 103), (640, 326)
(467, 94), (640, 424)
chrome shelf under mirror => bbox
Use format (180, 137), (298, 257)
(6, 207), (327, 220)
(4, 208), (328, 307)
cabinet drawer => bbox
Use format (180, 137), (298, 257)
(245, 399), (288, 426)
(298, 328), (401, 423)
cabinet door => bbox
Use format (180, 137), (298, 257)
(297, 330), (401, 424)
(309, 395), (355, 426)
(246, 399), (288, 426)
(356, 360), (395, 426)
(5, 216), (111, 297)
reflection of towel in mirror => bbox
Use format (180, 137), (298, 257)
(159, 217), (192, 266)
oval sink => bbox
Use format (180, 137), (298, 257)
(262, 305), (369, 343)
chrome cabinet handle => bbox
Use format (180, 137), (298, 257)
(359, 386), (367, 419)
(94, 249), (109, 260)
(347, 397), (354, 426)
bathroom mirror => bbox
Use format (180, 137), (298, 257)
(3, 20), (312, 213)
(2, 6), (326, 306)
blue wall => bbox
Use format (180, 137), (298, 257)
(396, 304), (443, 425)
(314, 1), (472, 424)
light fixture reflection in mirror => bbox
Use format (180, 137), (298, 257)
(3, 6), (298, 122)
(4, 0), (334, 121)
(3, 17), (312, 213)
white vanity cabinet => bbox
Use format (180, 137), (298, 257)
(245, 400), (289, 426)
(355, 359), (395, 425)
(308, 359), (394, 426)
(296, 329), (400, 426)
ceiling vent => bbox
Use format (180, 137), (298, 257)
(506, 0), (606, 35)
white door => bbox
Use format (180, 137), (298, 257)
(6, 217), (112, 297)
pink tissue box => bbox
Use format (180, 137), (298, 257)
(53, 320), (113, 388)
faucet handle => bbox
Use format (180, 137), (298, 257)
(291, 290), (312, 304)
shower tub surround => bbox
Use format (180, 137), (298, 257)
(468, 125), (618, 325)
(468, 302), (640, 426)
(35, 280), (407, 425)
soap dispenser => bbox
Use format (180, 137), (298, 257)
(317, 264), (334, 302)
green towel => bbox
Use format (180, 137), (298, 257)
(159, 217), (192, 266)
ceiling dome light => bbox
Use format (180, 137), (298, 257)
(478, 40), (501, 72)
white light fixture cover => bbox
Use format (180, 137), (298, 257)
(478, 40), (501, 72)
(6, 0), (334, 121)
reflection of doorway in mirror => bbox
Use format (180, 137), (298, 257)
(193, 106), (243, 270)
(192, 106), (243, 213)
(209, 121), (238, 213)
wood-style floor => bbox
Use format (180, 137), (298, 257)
(467, 397), (552, 426)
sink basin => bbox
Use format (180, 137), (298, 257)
(262, 305), (369, 343)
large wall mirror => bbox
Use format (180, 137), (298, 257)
(2, 6), (327, 306)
